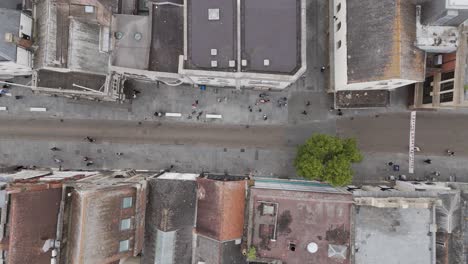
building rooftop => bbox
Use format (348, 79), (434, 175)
(346, 0), (425, 83)
(5, 184), (62, 264)
(248, 185), (353, 264)
(195, 235), (245, 264)
(142, 174), (198, 264)
(354, 204), (435, 264)
(61, 172), (147, 264)
(253, 177), (349, 193)
(0, 8), (20, 61)
(0, 169), (98, 182)
(241, 0), (301, 73)
(35, 69), (107, 91)
(34, 0), (118, 70)
(195, 177), (246, 241)
(67, 18), (109, 74)
(0, 0), (22, 9)
(187, 0), (236, 71)
(149, 4), (183, 73)
(185, 0), (301, 74)
(112, 14), (151, 70)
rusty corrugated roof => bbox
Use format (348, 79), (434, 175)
(7, 185), (62, 264)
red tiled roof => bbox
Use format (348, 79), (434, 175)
(196, 178), (246, 241)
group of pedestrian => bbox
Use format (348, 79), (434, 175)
(49, 136), (126, 168)
(248, 96), (269, 121)
(83, 156), (94, 166)
(301, 101), (311, 116)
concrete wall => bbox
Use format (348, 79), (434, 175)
(422, 0), (468, 26)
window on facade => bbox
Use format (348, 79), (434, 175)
(122, 197), (133, 209)
(120, 218), (131, 230)
(119, 240), (130, 252)
(441, 71), (454, 81)
(440, 91), (454, 103)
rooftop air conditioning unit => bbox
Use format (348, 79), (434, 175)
(4, 33), (14, 43)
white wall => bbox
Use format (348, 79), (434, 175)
(332, 0), (348, 89)
(0, 61), (32, 77)
(19, 13), (32, 37)
(338, 79), (417, 91)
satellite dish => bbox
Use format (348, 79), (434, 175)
(307, 242), (318, 253)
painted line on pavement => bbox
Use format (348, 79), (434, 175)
(409, 111), (416, 174)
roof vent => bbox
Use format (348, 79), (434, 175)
(289, 242), (296, 252)
(211, 49), (217, 56)
(328, 244), (347, 259)
(134, 32), (142, 41)
(211, 60), (218, 67)
(208, 8), (220, 21)
(4, 33), (14, 43)
(115, 31), (124, 40)
(263, 59), (270, 66)
(307, 242), (318, 254)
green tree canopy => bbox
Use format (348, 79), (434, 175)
(294, 134), (363, 186)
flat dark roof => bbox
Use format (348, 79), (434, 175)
(149, 4), (183, 73)
(36, 70), (107, 91)
(187, 0), (237, 71)
(242, 0), (300, 74)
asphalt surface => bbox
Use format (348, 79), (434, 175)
(0, 118), (290, 149)
(1, 111), (467, 157)
(337, 112), (468, 156)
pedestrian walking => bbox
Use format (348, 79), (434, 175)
(116, 152), (123, 156)
(50, 147), (60, 151)
(263, 114), (268, 121)
(302, 110), (307, 115)
(83, 156), (90, 162)
(320, 66), (326, 72)
(388, 162), (394, 166)
(54, 158), (63, 164)
(306, 101), (311, 106)
(447, 149), (455, 156)
(86, 161), (94, 166)
(424, 159), (432, 164)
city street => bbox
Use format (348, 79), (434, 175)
(0, 111), (467, 184)
(0, 0), (466, 186)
